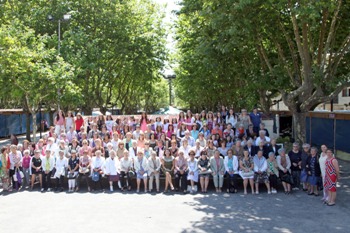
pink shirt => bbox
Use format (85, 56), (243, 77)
(56, 116), (65, 126)
(22, 156), (31, 169)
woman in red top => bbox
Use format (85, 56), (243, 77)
(324, 149), (340, 206)
(75, 113), (85, 133)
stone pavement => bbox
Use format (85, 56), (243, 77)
(1, 159), (349, 233)
(1, 134), (350, 233)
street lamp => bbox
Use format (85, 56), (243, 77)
(48, 14), (71, 55)
(48, 13), (71, 110)
(162, 69), (176, 106)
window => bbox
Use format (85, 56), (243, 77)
(342, 88), (350, 97)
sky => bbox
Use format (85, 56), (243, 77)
(153, 0), (182, 72)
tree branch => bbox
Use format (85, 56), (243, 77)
(331, 33), (350, 77)
(301, 79), (350, 110)
(321, 0), (342, 73)
(289, 0), (306, 78)
(317, 8), (329, 65)
(278, 20), (301, 86)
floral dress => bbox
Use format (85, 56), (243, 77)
(0, 153), (10, 190)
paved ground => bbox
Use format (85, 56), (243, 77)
(1, 160), (349, 233)
(1, 135), (350, 232)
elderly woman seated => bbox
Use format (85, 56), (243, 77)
(277, 148), (292, 194)
(224, 149), (239, 193)
(253, 150), (271, 194)
(134, 149), (148, 193)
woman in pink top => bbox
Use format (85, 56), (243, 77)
(54, 110), (66, 136)
(178, 112), (186, 128)
(140, 112), (149, 132)
(185, 110), (195, 131)
(22, 149), (31, 187)
(166, 124), (174, 139)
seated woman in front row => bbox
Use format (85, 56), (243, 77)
(239, 149), (255, 195)
(134, 149), (148, 193)
(210, 150), (225, 193)
(276, 148), (292, 194)
(198, 150), (211, 193)
(224, 149), (239, 193)
(253, 150), (271, 194)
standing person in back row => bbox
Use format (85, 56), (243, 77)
(249, 107), (261, 135)
(54, 109), (66, 136)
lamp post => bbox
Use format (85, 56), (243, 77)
(162, 69), (176, 106)
(48, 13), (71, 110)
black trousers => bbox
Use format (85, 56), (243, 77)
(42, 171), (52, 190)
(175, 172), (188, 191)
(292, 170), (301, 188)
(269, 174), (278, 189)
(120, 171), (131, 188)
(78, 172), (90, 188)
(55, 175), (65, 189)
(226, 173), (238, 192)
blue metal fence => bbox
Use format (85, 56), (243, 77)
(0, 112), (51, 138)
(306, 114), (350, 153)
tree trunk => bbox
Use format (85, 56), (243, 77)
(32, 112), (37, 143)
(25, 112), (31, 141)
(292, 111), (307, 143)
(82, 106), (92, 115)
(49, 110), (54, 126)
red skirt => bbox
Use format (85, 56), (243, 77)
(324, 158), (337, 192)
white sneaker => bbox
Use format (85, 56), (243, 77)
(255, 191), (259, 195)
(41, 188), (45, 192)
(268, 191), (271, 194)
(272, 189), (277, 194)
(110, 186), (113, 192)
(47, 188), (51, 192)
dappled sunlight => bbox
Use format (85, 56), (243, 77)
(179, 160), (350, 232)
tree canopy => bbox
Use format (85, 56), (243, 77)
(175, 0), (350, 142)
(0, 0), (169, 115)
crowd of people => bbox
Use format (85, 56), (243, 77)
(0, 107), (340, 206)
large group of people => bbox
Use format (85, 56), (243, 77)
(0, 107), (340, 206)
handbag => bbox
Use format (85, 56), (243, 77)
(241, 170), (254, 178)
(92, 171), (100, 182)
(15, 168), (23, 184)
(281, 172), (294, 184)
(199, 169), (212, 175)
(79, 167), (90, 174)
(68, 172), (77, 179)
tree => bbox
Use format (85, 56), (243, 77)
(0, 21), (74, 142)
(0, 0), (168, 115)
(175, 0), (350, 142)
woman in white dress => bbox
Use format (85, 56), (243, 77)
(65, 111), (75, 132)
(104, 150), (120, 192)
(187, 151), (199, 193)
(319, 145), (328, 201)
